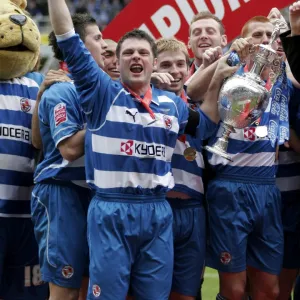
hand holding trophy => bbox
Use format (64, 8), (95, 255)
(204, 22), (284, 162)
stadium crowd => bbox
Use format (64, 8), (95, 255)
(1, 0), (300, 300)
(27, 0), (131, 29)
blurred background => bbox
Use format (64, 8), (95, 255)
(28, 0), (291, 75)
(28, 0), (132, 72)
(27, 0), (132, 32)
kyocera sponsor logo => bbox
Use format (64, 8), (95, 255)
(121, 140), (166, 157)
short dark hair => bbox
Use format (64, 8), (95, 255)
(116, 29), (157, 59)
(49, 13), (97, 61)
(190, 11), (225, 35)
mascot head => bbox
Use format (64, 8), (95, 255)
(0, 0), (41, 79)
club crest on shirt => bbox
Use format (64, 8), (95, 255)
(20, 98), (31, 113)
(92, 284), (101, 297)
(61, 266), (74, 278)
(163, 115), (172, 130)
(54, 103), (67, 127)
(220, 252), (231, 265)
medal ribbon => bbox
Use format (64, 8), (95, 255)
(180, 90), (188, 104)
(122, 83), (155, 119)
(186, 62), (196, 81)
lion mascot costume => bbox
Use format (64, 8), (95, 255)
(0, 0), (48, 299)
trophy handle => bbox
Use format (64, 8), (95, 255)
(269, 57), (283, 88)
(204, 123), (234, 162)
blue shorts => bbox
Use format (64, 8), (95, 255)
(206, 176), (283, 275)
(31, 181), (91, 289)
(87, 194), (173, 300)
(281, 190), (300, 269)
(0, 218), (49, 300)
(167, 197), (206, 297)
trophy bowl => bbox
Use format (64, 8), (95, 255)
(204, 44), (279, 161)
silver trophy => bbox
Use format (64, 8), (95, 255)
(204, 22), (283, 161)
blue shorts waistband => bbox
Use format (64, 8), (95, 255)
(166, 197), (203, 208)
(95, 192), (166, 203)
(215, 174), (275, 185)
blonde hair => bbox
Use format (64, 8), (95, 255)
(156, 37), (190, 64)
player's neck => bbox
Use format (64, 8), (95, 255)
(176, 88), (184, 97)
(194, 58), (202, 69)
(126, 82), (151, 96)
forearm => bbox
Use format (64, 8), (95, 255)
(58, 129), (86, 162)
(186, 61), (218, 102)
(32, 91), (42, 149)
(200, 75), (224, 123)
(48, 0), (73, 35)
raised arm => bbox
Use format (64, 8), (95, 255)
(186, 50), (220, 102)
(47, 0), (73, 35)
(47, 0), (111, 122)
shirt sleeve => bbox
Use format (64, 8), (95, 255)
(57, 34), (114, 122)
(196, 109), (218, 140)
(41, 83), (84, 147)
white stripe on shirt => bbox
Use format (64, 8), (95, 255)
(172, 168), (204, 194)
(0, 153), (35, 173)
(0, 95), (35, 114)
(92, 134), (174, 162)
(104, 105), (180, 134)
(0, 184), (32, 200)
(0, 77), (40, 88)
(209, 151), (275, 167)
(94, 169), (174, 190)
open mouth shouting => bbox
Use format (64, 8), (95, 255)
(130, 64), (144, 75)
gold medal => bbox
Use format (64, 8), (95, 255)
(183, 147), (197, 161)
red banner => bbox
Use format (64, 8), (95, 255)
(103, 0), (292, 47)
